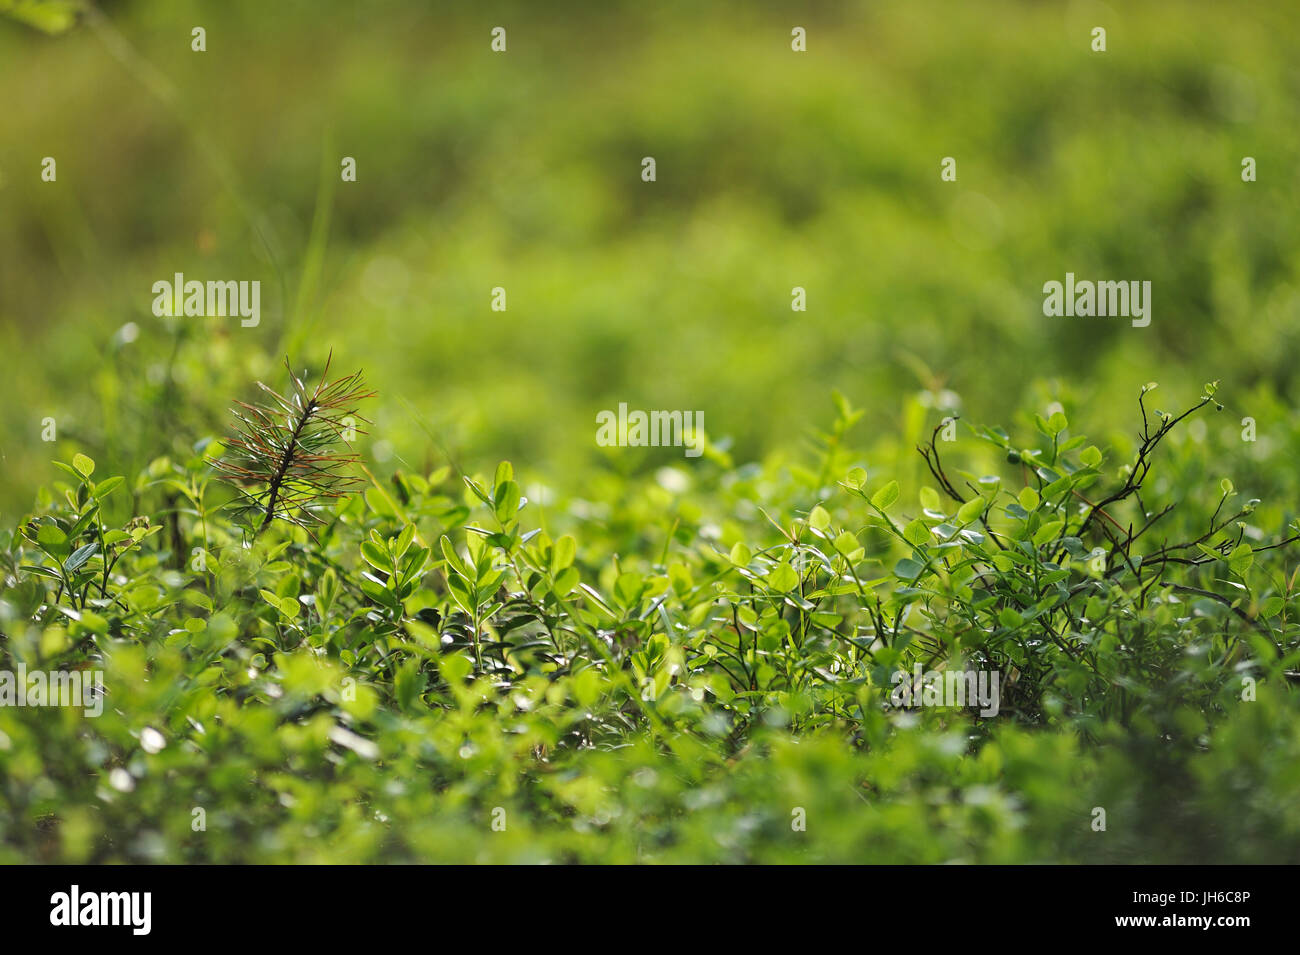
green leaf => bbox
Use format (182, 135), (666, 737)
(64, 542), (99, 573)
(74, 610), (109, 635)
(957, 497), (985, 525)
(440, 536), (467, 578)
(20, 564), (62, 581)
(401, 546), (430, 585)
(1258, 596), (1285, 619)
(208, 613), (238, 642)
(72, 453), (95, 478)
(768, 562), (800, 592)
(998, 607), (1025, 628)
(0, 0), (82, 35)
(1018, 487), (1040, 511)
(871, 480), (900, 511)
(1033, 521), (1064, 547)
(1042, 476), (1072, 500)
(92, 475), (125, 499)
(809, 505), (831, 532)
(440, 653), (473, 684)
(615, 572), (646, 605)
(360, 540), (391, 574)
(552, 534), (577, 573)
(832, 530), (860, 557)
(493, 479), (522, 523)
(364, 486), (396, 518)
(893, 557), (924, 581)
(392, 523), (416, 560)
(462, 477), (493, 507)
(553, 566), (580, 596)
(36, 524), (68, 548)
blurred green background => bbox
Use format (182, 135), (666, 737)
(1, 0), (1297, 516)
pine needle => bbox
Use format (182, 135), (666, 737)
(217, 352), (375, 535)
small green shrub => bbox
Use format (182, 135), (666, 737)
(1, 375), (1297, 862)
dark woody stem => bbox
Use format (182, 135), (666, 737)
(257, 397), (318, 536)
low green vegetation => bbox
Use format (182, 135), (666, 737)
(2, 371), (1298, 862)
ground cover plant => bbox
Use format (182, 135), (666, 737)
(2, 364), (1298, 862)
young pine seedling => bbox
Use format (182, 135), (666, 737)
(217, 354), (374, 536)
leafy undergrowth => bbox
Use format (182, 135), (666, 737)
(2, 376), (1299, 863)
